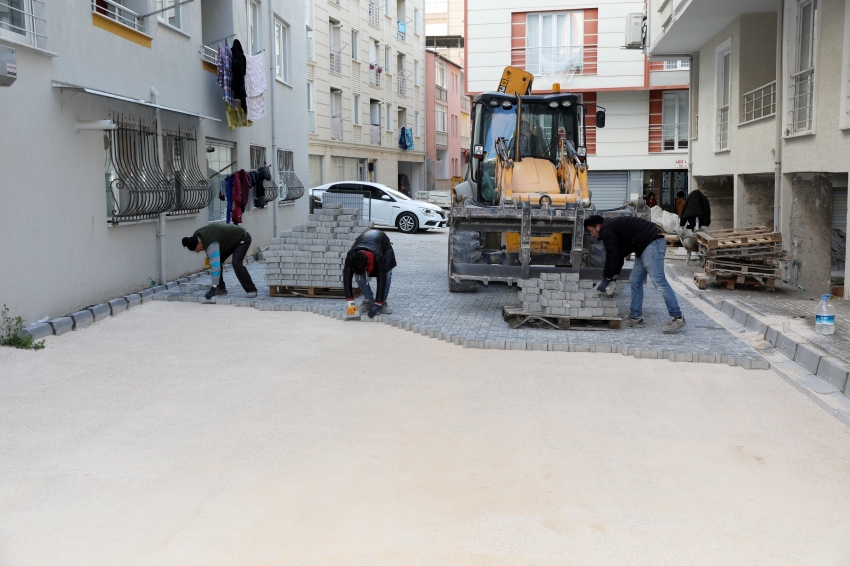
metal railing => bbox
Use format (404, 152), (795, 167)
(368, 2), (380, 27)
(397, 22), (405, 41)
(742, 81), (776, 123)
(164, 129), (213, 215)
(523, 46), (584, 76)
(716, 105), (730, 150)
(460, 135), (470, 148)
(370, 124), (381, 145)
(436, 131), (448, 146)
(369, 64), (381, 86)
(91, 0), (145, 33)
(306, 34), (314, 60)
(279, 171), (305, 202)
(330, 48), (341, 73)
(201, 44), (218, 65)
(460, 96), (470, 113)
(329, 0), (340, 4)
(0, 0), (47, 47)
(436, 85), (447, 102)
(788, 68), (814, 134)
(307, 110), (315, 132)
(397, 75), (406, 96)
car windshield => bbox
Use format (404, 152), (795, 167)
(379, 186), (412, 201)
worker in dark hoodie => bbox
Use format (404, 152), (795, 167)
(584, 214), (685, 333)
(343, 229), (397, 318)
(182, 223), (257, 301)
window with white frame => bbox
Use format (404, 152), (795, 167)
(414, 59), (419, 85)
(436, 60), (447, 87)
(386, 103), (392, 131)
(525, 11), (584, 76)
(414, 110), (419, 136)
(662, 91), (689, 151)
(331, 88), (343, 140)
(384, 45), (392, 73)
(788, 0), (818, 134)
(351, 29), (359, 60)
(156, 0), (181, 29)
(307, 29), (314, 60)
(435, 104), (447, 133)
(1, 0), (47, 47)
(247, 0), (262, 54)
(715, 39), (732, 151)
(275, 19), (290, 82)
(353, 94), (361, 125)
(414, 8), (419, 33)
(329, 20), (341, 73)
(664, 59), (690, 70)
(385, 0), (390, 16)
(307, 80), (316, 132)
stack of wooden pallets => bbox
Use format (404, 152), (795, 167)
(693, 226), (785, 291)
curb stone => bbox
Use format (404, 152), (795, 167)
(88, 303), (110, 322)
(70, 310), (94, 329)
(21, 322), (53, 340)
(49, 317), (73, 335)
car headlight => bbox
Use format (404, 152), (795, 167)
(419, 207), (437, 215)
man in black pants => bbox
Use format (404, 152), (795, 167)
(182, 223), (258, 300)
(343, 229), (397, 318)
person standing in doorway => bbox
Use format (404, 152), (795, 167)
(182, 224), (258, 301)
(675, 191), (687, 217)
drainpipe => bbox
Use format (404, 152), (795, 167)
(268, 0), (279, 240)
(773, 0), (783, 232)
(151, 86), (167, 285)
(687, 54), (694, 197)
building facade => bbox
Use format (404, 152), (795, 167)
(424, 49), (468, 191)
(465, 0), (692, 210)
(424, 0), (464, 65)
(306, 0), (427, 196)
(648, 0), (850, 294)
(0, 0), (309, 324)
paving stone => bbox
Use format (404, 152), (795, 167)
(816, 358), (850, 392)
(165, 282), (179, 290)
(139, 289), (155, 299)
(794, 343), (823, 375)
(88, 303), (110, 322)
(48, 317), (73, 336)
(744, 313), (765, 334)
(70, 310), (94, 329)
(21, 322), (53, 340)
(764, 325), (779, 345)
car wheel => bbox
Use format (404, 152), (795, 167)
(396, 212), (418, 234)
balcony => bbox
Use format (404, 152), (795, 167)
(436, 85), (447, 102)
(369, 64), (381, 86)
(91, 0), (145, 33)
(460, 135), (470, 148)
(742, 81), (776, 123)
(0, 0), (47, 49)
(436, 131), (448, 147)
(460, 96), (470, 113)
(201, 44), (218, 65)
(523, 46), (584, 76)
(368, 2), (380, 27)
(330, 48), (341, 74)
(788, 68), (814, 135)
(370, 124), (381, 145)
(397, 75), (406, 96)
(308, 111), (315, 133)
(396, 21), (405, 41)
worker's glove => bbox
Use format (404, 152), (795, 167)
(346, 300), (358, 316)
(367, 302), (384, 318)
(596, 278), (617, 297)
(204, 286), (217, 300)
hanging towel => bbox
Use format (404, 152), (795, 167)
(245, 52), (267, 97)
(231, 39), (248, 112)
(247, 95), (266, 121)
(398, 128), (405, 149)
(397, 21), (406, 33)
(404, 127), (414, 150)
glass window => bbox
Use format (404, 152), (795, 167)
(386, 104), (392, 131)
(437, 61), (447, 87)
(308, 155), (323, 187)
(275, 20), (290, 82)
(351, 29), (359, 61)
(414, 111), (419, 136)
(525, 11), (584, 76)
(435, 104), (447, 132)
(248, 0), (261, 54)
(716, 43), (731, 150)
(156, 0), (181, 28)
(353, 94), (361, 125)
(414, 60), (419, 85)
(662, 91), (689, 151)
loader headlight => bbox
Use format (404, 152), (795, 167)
(549, 101), (559, 108)
(562, 100), (572, 107)
(501, 101), (513, 109)
(577, 147), (587, 157)
(489, 100), (500, 107)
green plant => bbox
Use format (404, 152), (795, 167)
(1, 305), (45, 351)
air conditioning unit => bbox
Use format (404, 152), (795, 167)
(625, 13), (644, 49)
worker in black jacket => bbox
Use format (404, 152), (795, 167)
(343, 229), (397, 318)
(584, 215), (686, 333)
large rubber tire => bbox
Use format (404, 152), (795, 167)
(449, 230), (482, 293)
(396, 212), (419, 234)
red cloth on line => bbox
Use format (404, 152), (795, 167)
(231, 170), (252, 224)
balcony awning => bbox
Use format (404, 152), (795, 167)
(52, 81), (220, 122)
(650, 0), (777, 55)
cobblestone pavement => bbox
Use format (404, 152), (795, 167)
(158, 229), (766, 367)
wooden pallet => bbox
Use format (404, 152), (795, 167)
(665, 234), (682, 247)
(704, 259), (781, 277)
(701, 243), (784, 258)
(696, 226), (781, 250)
(694, 272), (775, 291)
(502, 305), (622, 331)
(269, 285), (361, 298)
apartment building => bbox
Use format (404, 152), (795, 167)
(0, 0), (309, 323)
(648, 0), (850, 294)
(306, 0), (426, 196)
(424, 49), (469, 190)
(424, 0), (464, 65)
(465, 0), (691, 210)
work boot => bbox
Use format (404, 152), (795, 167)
(382, 302), (393, 314)
(662, 316), (686, 333)
(216, 288), (228, 296)
(624, 316), (643, 327)
(360, 300), (374, 312)
(245, 291), (257, 298)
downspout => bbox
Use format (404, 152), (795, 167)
(151, 86), (167, 285)
(268, 0), (279, 239)
(687, 54), (694, 197)
(773, 0), (784, 232)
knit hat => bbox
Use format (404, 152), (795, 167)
(583, 215), (605, 229)
(182, 236), (199, 250)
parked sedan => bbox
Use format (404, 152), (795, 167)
(310, 181), (447, 233)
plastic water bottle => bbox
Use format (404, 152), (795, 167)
(815, 294), (836, 335)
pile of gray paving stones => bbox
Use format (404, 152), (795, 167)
(517, 273), (619, 317)
(264, 203), (372, 289)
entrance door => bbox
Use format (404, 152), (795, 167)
(206, 140), (236, 221)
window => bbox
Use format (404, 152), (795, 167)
(247, 0), (262, 54)
(664, 59), (690, 70)
(351, 29), (359, 61)
(1, 0), (45, 46)
(386, 103), (392, 131)
(368, 0), (380, 27)
(277, 149), (304, 202)
(384, 45), (392, 73)
(385, 0), (390, 16)
(309, 155), (323, 188)
(250, 145), (278, 204)
(414, 110), (419, 136)
(414, 8), (419, 33)
(436, 60), (447, 88)
(307, 29), (314, 59)
(206, 141), (236, 222)
(329, 20), (341, 73)
(525, 11), (584, 76)
(307, 81), (315, 132)
(426, 0), (446, 13)
(662, 91), (689, 151)
(414, 60), (420, 86)
(435, 104), (447, 133)
(275, 20), (290, 82)
(353, 94), (361, 125)
(789, 0), (818, 134)
(715, 39), (732, 151)
(156, 0), (181, 29)
(331, 88), (343, 140)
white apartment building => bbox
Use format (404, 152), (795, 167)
(648, 0), (850, 294)
(424, 0), (464, 65)
(465, 0), (692, 210)
(0, 0), (309, 324)
(307, 0), (427, 195)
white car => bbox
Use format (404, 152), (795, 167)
(310, 181), (447, 233)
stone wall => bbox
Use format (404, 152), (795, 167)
(736, 174), (776, 229)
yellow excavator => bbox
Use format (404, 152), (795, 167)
(449, 67), (640, 292)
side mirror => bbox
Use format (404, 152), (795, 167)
(381, 194), (392, 201)
(596, 110), (606, 128)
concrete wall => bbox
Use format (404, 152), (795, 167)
(0, 0), (308, 324)
(788, 174), (834, 294)
(735, 175), (776, 229)
(694, 176), (734, 231)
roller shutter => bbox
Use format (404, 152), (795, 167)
(833, 188), (847, 231)
(588, 170), (629, 211)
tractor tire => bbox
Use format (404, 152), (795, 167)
(448, 230), (482, 293)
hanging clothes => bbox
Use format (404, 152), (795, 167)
(404, 127), (414, 150)
(398, 128), (405, 149)
(217, 41), (235, 107)
(231, 40), (248, 112)
(245, 52), (267, 121)
(225, 174), (234, 224)
(225, 103), (252, 129)
(253, 166), (272, 208)
(231, 170), (253, 224)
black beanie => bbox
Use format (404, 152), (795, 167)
(583, 215), (605, 229)
(182, 236), (199, 250)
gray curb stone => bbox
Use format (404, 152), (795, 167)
(49, 317), (73, 335)
(775, 333), (798, 359)
(108, 298), (128, 314)
(139, 289), (155, 300)
(21, 322), (53, 340)
(70, 310), (94, 329)
(125, 294), (142, 307)
(88, 303), (110, 322)
(794, 343), (823, 375)
(816, 358), (850, 392)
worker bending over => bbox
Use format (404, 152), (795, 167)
(182, 223), (258, 301)
(343, 229), (397, 318)
(584, 215), (685, 333)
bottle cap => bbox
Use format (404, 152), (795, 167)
(822, 294), (831, 301)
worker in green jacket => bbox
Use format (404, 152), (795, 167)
(182, 224), (258, 300)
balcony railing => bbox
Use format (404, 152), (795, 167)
(330, 48), (341, 73)
(91, 0), (145, 33)
(368, 2), (381, 27)
(397, 75), (406, 96)
(460, 96), (470, 113)
(436, 131), (448, 147)
(649, 123), (689, 151)
(788, 68), (814, 134)
(742, 81), (776, 123)
(716, 105), (730, 151)
(306, 34), (314, 60)
(201, 44), (218, 65)
(436, 85), (447, 102)
(397, 21), (405, 41)
(369, 64), (381, 86)
(460, 135), (470, 148)
(308, 111), (315, 133)
(523, 46), (584, 76)
(370, 124), (381, 145)
(1, 0), (47, 47)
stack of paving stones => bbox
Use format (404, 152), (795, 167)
(517, 273), (619, 318)
(264, 202), (372, 289)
